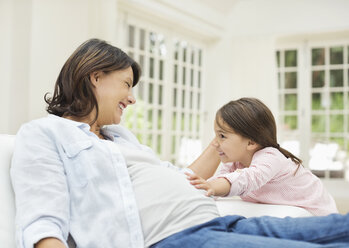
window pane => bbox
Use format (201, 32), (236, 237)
(278, 94), (283, 111)
(148, 83), (153, 103)
(330, 92), (344, 110)
(190, 69), (194, 86)
(276, 51), (280, 67)
(158, 110), (162, 129)
(285, 50), (297, 67)
(330, 46), (344, 65)
(158, 85), (163, 105)
(159, 35), (166, 56)
(159, 60), (164, 80)
(174, 64), (178, 83)
(139, 55), (145, 71)
(284, 115), (297, 130)
(149, 57), (154, 78)
(181, 89), (185, 108)
(138, 80), (144, 100)
(330, 69), (343, 87)
(128, 25), (135, 47)
(278, 72), (281, 89)
(139, 29), (145, 50)
(174, 41), (179, 60)
(198, 71), (201, 88)
(330, 114), (344, 133)
(312, 70), (325, 88)
(181, 113), (185, 131)
(172, 112), (176, 130)
(146, 134), (152, 147)
(285, 72), (297, 88)
(189, 114), (193, 131)
(197, 93), (201, 109)
(190, 92), (193, 109)
(173, 88), (177, 107)
(157, 135), (162, 153)
(148, 109), (153, 124)
(199, 49), (202, 66)
(312, 48), (325, 65)
(312, 93), (325, 110)
(183, 44), (187, 62)
(312, 115), (326, 132)
(191, 49), (195, 65)
(182, 67), (186, 85)
(149, 32), (156, 53)
(171, 136), (176, 153)
(284, 94), (297, 110)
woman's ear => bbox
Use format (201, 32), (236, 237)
(90, 72), (100, 87)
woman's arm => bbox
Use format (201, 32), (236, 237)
(11, 122), (70, 247)
(35, 238), (66, 248)
(188, 139), (221, 180)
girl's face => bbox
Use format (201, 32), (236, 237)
(213, 119), (253, 167)
(92, 67), (136, 126)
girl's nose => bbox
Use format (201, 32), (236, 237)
(211, 138), (219, 147)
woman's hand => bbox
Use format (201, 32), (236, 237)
(186, 172), (231, 197)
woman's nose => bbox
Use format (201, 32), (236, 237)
(127, 92), (136, 105)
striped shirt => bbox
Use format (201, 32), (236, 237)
(210, 147), (338, 216)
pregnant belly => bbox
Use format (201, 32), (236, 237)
(128, 163), (219, 246)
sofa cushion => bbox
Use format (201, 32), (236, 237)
(0, 134), (15, 247)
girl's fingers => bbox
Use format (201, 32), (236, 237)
(189, 179), (205, 185)
(185, 172), (199, 180)
(206, 189), (214, 197)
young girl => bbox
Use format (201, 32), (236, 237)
(187, 97), (338, 216)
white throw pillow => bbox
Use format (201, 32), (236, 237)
(0, 134), (16, 247)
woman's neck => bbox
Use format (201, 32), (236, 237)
(63, 115), (104, 139)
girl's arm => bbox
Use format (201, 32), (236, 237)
(188, 139), (221, 180)
(223, 153), (281, 196)
(186, 173), (231, 196)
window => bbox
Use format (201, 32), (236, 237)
(121, 17), (205, 166)
(276, 39), (349, 180)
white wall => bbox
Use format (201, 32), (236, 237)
(0, 0), (119, 135)
(201, 0), (349, 145)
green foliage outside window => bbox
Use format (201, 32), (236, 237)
(312, 115), (326, 132)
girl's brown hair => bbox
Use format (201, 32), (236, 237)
(216, 97), (302, 169)
(45, 38), (141, 124)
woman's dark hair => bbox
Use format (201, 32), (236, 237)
(216, 97), (302, 169)
(45, 38), (141, 124)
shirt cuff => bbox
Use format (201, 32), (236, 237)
(22, 218), (68, 248)
(219, 173), (241, 197)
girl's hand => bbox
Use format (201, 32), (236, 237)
(185, 172), (215, 196)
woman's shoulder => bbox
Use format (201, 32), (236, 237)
(17, 115), (89, 142)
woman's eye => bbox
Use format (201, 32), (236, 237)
(219, 134), (225, 139)
(125, 82), (131, 88)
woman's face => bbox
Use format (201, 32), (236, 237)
(92, 66), (136, 126)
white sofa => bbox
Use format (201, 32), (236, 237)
(0, 134), (312, 247)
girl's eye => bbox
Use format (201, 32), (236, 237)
(219, 134), (226, 139)
(125, 82), (131, 88)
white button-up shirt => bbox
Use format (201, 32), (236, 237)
(11, 114), (168, 248)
